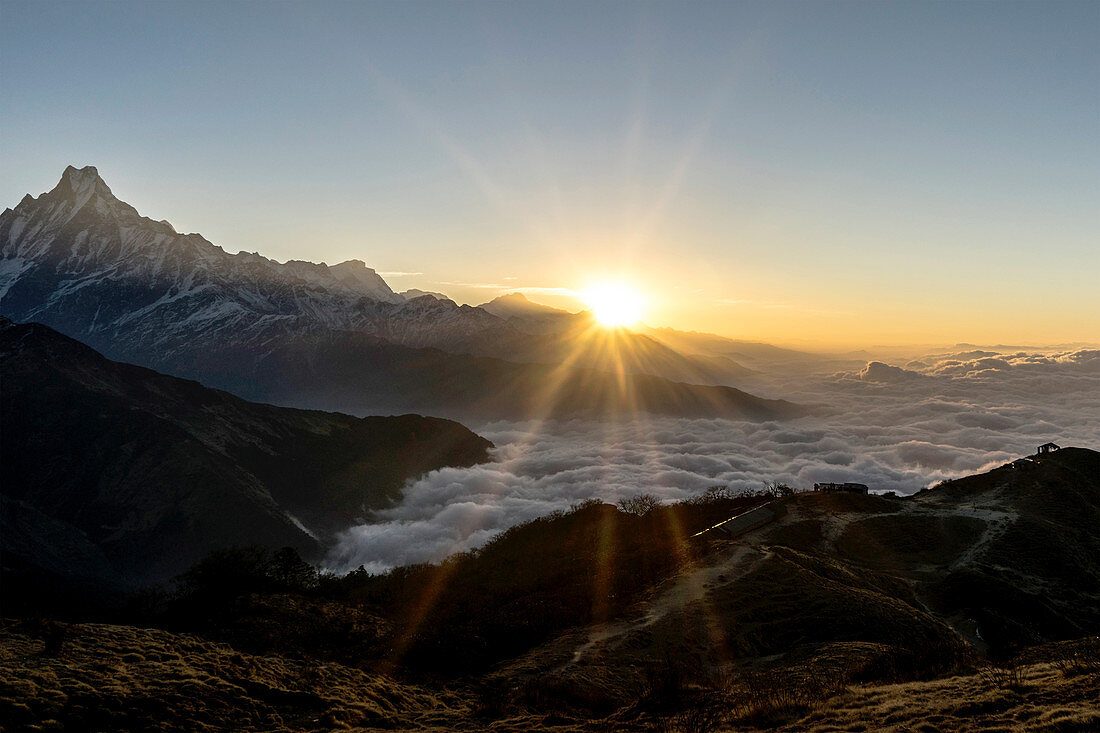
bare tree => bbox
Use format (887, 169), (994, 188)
(619, 493), (661, 515)
(763, 481), (795, 498)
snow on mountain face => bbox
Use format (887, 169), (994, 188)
(0, 166), (514, 361)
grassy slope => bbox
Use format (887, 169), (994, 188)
(3, 620), (1097, 733)
(783, 660), (1100, 733)
(0, 619), (470, 733)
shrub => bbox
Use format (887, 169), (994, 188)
(763, 481), (795, 498)
(728, 666), (846, 728)
(639, 658), (728, 732)
(1052, 637), (1100, 677)
(638, 656), (690, 714)
(174, 545), (317, 609)
(655, 703), (725, 733)
(978, 661), (1025, 690)
(846, 637), (974, 683)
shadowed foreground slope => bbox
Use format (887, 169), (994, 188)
(3, 620), (1096, 733)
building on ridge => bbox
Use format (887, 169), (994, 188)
(812, 482), (869, 494)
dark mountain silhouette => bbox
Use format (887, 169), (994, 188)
(0, 166), (796, 421)
(159, 327), (802, 421)
(641, 325), (812, 363)
(0, 317), (492, 590)
(478, 292), (578, 333)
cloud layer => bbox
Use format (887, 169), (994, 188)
(327, 348), (1100, 573)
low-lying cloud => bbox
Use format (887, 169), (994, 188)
(326, 348), (1100, 573)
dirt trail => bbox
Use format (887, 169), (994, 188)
(908, 484), (1017, 571)
(557, 488), (1020, 674)
(557, 543), (771, 671)
(948, 501), (1016, 570)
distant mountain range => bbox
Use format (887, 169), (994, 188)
(479, 292), (579, 333)
(0, 166), (800, 421)
(0, 316), (492, 590)
(476, 293), (760, 384)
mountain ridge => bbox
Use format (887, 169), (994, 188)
(0, 166), (798, 420)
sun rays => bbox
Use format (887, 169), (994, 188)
(379, 317), (742, 665)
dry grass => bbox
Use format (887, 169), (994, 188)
(1050, 638), (1100, 677)
(835, 514), (987, 573)
(762, 520), (825, 551)
(0, 619), (472, 732)
(978, 661), (1025, 691)
(4, 620), (1098, 732)
(779, 661), (1100, 732)
(725, 665), (849, 729)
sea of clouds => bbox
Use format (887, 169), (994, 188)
(326, 348), (1100, 573)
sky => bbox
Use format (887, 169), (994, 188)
(2, 0), (1097, 347)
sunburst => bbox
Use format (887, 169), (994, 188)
(582, 281), (645, 327)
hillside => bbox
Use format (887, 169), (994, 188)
(3, 620), (1096, 733)
(479, 447), (1100, 722)
(0, 317), (492, 593)
(0, 620), (473, 732)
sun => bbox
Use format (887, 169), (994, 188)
(582, 281), (645, 327)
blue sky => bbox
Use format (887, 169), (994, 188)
(2, 1), (1097, 345)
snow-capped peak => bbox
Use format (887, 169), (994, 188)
(2, 165), (514, 352)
